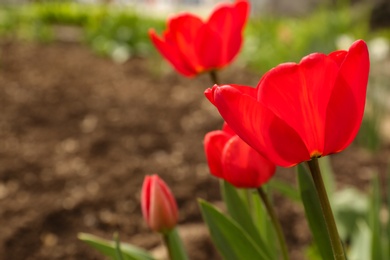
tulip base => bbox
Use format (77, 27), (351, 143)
(209, 70), (220, 85)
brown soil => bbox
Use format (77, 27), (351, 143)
(0, 40), (387, 260)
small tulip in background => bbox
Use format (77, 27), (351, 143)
(149, 0), (249, 82)
(141, 174), (178, 233)
(141, 174), (188, 260)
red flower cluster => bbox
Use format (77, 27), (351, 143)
(204, 123), (275, 188)
(205, 40), (370, 167)
(149, 0), (249, 77)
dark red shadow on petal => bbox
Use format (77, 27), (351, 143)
(267, 115), (311, 166)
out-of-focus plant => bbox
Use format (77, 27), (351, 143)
(85, 9), (164, 62)
(242, 6), (368, 73)
(0, 3), (164, 61)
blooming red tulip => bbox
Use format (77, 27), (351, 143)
(205, 40), (370, 167)
(149, 0), (249, 77)
(204, 123), (276, 188)
(141, 174), (178, 233)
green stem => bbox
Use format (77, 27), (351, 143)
(162, 234), (173, 260)
(162, 228), (189, 260)
(113, 232), (124, 260)
(307, 158), (346, 260)
(209, 70), (220, 85)
(257, 187), (289, 260)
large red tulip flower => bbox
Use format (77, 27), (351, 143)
(205, 40), (370, 167)
(149, 0), (249, 77)
(204, 123), (276, 188)
(141, 174), (178, 233)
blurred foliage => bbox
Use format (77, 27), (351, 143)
(242, 6), (369, 73)
(84, 9), (164, 61)
(0, 3), (165, 59)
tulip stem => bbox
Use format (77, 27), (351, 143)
(113, 232), (124, 260)
(257, 187), (289, 260)
(162, 228), (189, 260)
(209, 70), (220, 85)
(307, 158), (346, 260)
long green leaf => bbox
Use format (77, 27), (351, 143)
(268, 179), (301, 202)
(221, 181), (272, 259)
(370, 175), (383, 260)
(318, 156), (335, 199)
(114, 232), (124, 260)
(297, 164), (333, 260)
(349, 220), (371, 260)
(78, 233), (154, 260)
(250, 186), (277, 259)
(199, 199), (270, 260)
(388, 167), (390, 258)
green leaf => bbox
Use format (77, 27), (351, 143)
(387, 167), (390, 258)
(164, 228), (189, 260)
(199, 199), (270, 260)
(250, 186), (277, 259)
(268, 179), (301, 202)
(370, 175), (383, 260)
(221, 181), (272, 259)
(318, 156), (335, 199)
(78, 233), (155, 260)
(349, 220), (371, 260)
(332, 188), (368, 241)
(297, 164), (333, 260)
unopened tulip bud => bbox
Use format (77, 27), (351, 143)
(141, 174), (178, 233)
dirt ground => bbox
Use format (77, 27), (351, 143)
(0, 40), (388, 260)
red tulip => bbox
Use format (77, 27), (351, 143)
(204, 123), (276, 188)
(205, 40), (370, 167)
(149, 0), (249, 77)
(141, 174), (178, 233)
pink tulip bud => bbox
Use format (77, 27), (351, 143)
(141, 174), (178, 233)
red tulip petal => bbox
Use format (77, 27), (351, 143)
(208, 84), (309, 167)
(204, 130), (232, 178)
(195, 24), (223, 69)
(222, 135), (276, 188)
(149, 29), (196, 77)
(258, 54), (339, 157)
(205, 83), (257, 105)
(207, 0), (249, 65)
(329, 50), (347, 66)
(167, 13), (205, 73)
(323, 40), (370, 155)
(222, 122), (236, 136)
(141, 175), (152, 222)
(148, 175), (178, 232)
